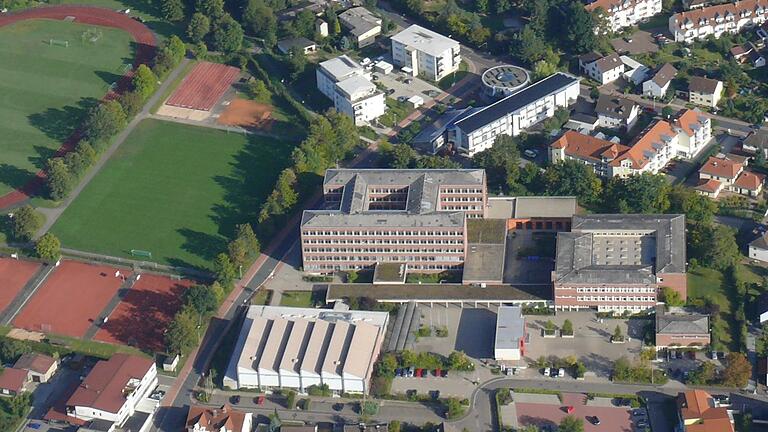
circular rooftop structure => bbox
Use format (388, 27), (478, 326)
(481, 65), (530, 98)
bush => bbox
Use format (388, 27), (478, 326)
(444, 397), (465, 419)
(9, 206), (42, 242)
(285, 390), (296, 409)
(35, 233), (61, 261)
(416, 326), (432, 337)
(435, 326), (449, 337)
(561, 319), (574, 335)
(306, 384), (332, 397)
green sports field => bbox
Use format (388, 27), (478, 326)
(0, 19), (133, 196)
(51, 119), (294, 269)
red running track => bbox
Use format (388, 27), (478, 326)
(0, 6), (157, 210)
(165, 61), (240, 111)
(13, 260), (130, 338)
(94, 273), (193, 352)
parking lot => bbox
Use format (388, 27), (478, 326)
(368, 55), (442, 107)
(524, 312), (648, 378)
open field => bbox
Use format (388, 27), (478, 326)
(0, 18), (133, 196)
(51, 119), (295, 269)
(94, 273), (194, 352)
(12, 261), (128, 338)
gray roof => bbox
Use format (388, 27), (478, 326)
(339, 7), (381, 37)
(744, 130), (768, 150)
(486, 197), (578, 219)
(688, 76), (721, 94)
(302, 169), (485, 228)
(390, 24), (459, 57)
(277, 37), (316, 54)
(554, 214), (686, 285)
(412, 107), (480, 148)
(655, 305), (709, 335)
(650, 63), (677, 87)
(454, 73), (579, 134)
(595, 94), (637, 121)
(318, 55), (365, 82)
(495, 306), (525, 350)
(751, 233), (768, 251)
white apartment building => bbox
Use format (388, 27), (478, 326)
(317, 55), (386, 125)
(391, 24), (460, 81)
(451, 73), (580, 156)
(586, 0), (663, 31)
(578, 52), (624, 85)
(65, 354), (157, 428)
(669, 0), (768, 43)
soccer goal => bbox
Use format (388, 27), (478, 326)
(48, 39), (69, 47)
(81, 28), (102, 43)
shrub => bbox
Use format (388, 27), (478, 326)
(561, 319), (574, 335)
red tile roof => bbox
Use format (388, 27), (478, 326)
(675, 109), (706, 137)
(616, 120), (677, 169)
(586, 0), (646, 12)
(0, 368), (29, 393)
(695, 178), (722, 194)
(671, 0), (768, 31)
(700, 156), (742, 179)
(186, 404), (248, 432)
(66, 354), (153, 414)
(14, 353), (56, 375)
(734, 171), (765, 191)
(678, 390), (734, 432)
(551, 131), (630, 163)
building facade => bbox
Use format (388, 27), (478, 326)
(317, 55), (386, 125)
(595, 94), (639, 129)
(643, 63), (677, 98)
(300, 169), (487, 273)
(391, 25), (460, 81)
(452, 73), (580, 156)
(655, 305), (711, 349)
(688, 76), (723, 108)
(339, 7), (381, 47)
(586, 0), (663, 31)
(553, 214), (687, 313)
(549, 131), (631, 177)
(578, 52), (625, 85)
(669, 0), (768, 43)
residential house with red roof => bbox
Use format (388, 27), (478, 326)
(186, 404), (252, 432)
(696, 155), (765, 197)
(677, 389), (734, 431)
(0, 368), (30, 397)
(586, 0), (663, 31)
(65, 353), (157, 428)
(549, 130), (631, 177)
(14, 353), (57, 383)
(669, 0), (768, 43)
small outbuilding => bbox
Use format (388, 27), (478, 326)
(373, 60), (393, 74)
(494, 306), (526, 362)
(0, 368), (29, 396)
(14, 352), (57, 383)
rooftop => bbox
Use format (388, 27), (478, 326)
(700, 156), (742, 179)
(495, 306), (525, 351)
(391, 24), (459, 57)
(277, 37), (316, 53)
(734, 170), (765, 191)
(0, 368), (28, 392)
(678, 390), (734, 432)
(554, 214), (686, 285)
(319, 55), (365, 82)
(454, 73), (580, 134)
(655, 305), (709, 335)
(339, 7), (381, 36)
(14, 352), (56, 374)
(595, 94), (637, 121)
(186, 404), (248, 432)
(650, 63), (677, 87)
(672, 0), (768, 30)
(550, 130), (630, 164)
(66, 354), (153, 414)
(688, 76), (721, 94)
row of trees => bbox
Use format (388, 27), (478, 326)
(45, 37), (186, 202)
(687, 352), (752, 388)
(6, 206), (61, 261)
(165, 282), (227, 355)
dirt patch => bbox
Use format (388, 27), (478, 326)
(7, 328), (45, 342)
(217, 98), (274, 130)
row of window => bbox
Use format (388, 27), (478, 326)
(303, 247), (463, 254)
(303, 230), (462, 236)
(440, 188), (484, 194)
(576, 296), (654, 303)
(303, 239), (463, 245)
(574, 287), (656, 294)
(304, 256), (462, 262)
(307, 263), (453, 271)
(441, 197), (483, 202)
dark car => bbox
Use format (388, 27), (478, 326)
(588, 416), (601, 425)
(387, 88), (396, 95)
(676, 351), (683, 359)
(333, 403), (344, 411)
(230, 395), (240, 404)
(255, 395), (265, 405)
(440, 369), (448, 378)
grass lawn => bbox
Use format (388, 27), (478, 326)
(59, 0), (183, 40)
(638, 13), (672, 31)
(279, 291), (314, 307)
(379, 98), (414, 128)
(438, 61), (470, 91)
(0, 19), (133, 196)
(51, 119), (294, 270)
(687, 267), (733, 349)
(251, 289), (273, 305)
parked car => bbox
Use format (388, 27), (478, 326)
(558, 368), (565, 378)
(415, 368), (423, 377)
(440, 369), (448, 378)
(637, 420), (648, 428)
(550, 368), (559, 378)
(230, 395), (240, 404)
(332, 403), (344, 411)
(387, 88), (396, 95)
(434, 368), (442, 377)
(407, 367), (415, 377)
(686, 351), (696, 360)
(523, 149), (538, 158)
(543, 367), (551, 377)
(588, 416), (601, 425)
(632, 409), (646, 417)
(676, 351), (683, 359)
(255, 395), (265, 405)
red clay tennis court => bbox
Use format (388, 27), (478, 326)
(94, 274), (193, 352)
(13, 261), (129, 338)
(165, 61), (240, 111)
(0, 258), (40, 313)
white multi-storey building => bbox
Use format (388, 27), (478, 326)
(391, 24), (460, 81)
(316, 55), (386, 125)
(669, 0), (768, 43)
(586, 0), (663, 31)
(451, 73), (580, 156)
(578, 52), (624, 85)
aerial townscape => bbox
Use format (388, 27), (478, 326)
(6, 0), (768, 431)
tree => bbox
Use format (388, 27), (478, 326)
(83, 100), (127, 144)
(662, 105), (675, 119)
(532, 60), (558, 81)
(46, 157), (73, 200)
(687, 361), (716, 385)
(669, 185), (717, 224)
(388, 420), (401, 432)
(9, 206), (42, 242)
(196, 0), (224, 18)
(542, 160), (602, 205)
(0, 339), (31, 363)
(118, 90), (144, 117)
(187, 13), (211, 43)
(259, 168), (299, 223)
(214, 253), (238, 284)
(475, 0), (488, 13)
(248, 79), (269, 101)
(660, 287), (684, 307)
(416, 155), (461, 169)
(562, 1), (596, 54)
(161, 0), (185, 21)
(165, 307), (199, 354)
(562, 319), (574, 335)
(235, 224), (260, 258)
(448, 351), (474, 371)
(35, 233), (61, 261)
(722, 352), (752, 388)
(688, 223), (740, 270)
(243, 0), (277, 46)
(445, 398), (465, 419)
(211, 14), (243, 53)
(613, 325), (624, 341)
(286, 46), (307, 79)
(559, 415), (584, 432)
(472, 134), (520, 193)
(512, 26), (547, 65)
(132, 64), (158, 100)
(603, 173), (671, 213)
(185, 285), (219, 317)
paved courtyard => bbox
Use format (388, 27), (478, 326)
(503, 230), (556, 284)
(524, 312), (648, 377)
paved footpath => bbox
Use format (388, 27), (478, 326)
(35, 57), (192, 238)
